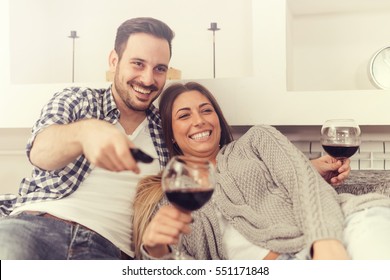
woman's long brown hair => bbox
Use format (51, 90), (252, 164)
(132, 173), (163, 259)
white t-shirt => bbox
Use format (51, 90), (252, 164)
(12, 119), (160, 258)
(216, 208), (270, 259)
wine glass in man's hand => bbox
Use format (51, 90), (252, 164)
(162, 156), (216, 259)
(321, 119), (361, 160)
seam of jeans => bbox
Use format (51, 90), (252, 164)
(67, 223), (78, 260)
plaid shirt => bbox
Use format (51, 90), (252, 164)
(0, 86), (169, 216)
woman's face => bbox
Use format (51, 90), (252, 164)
(171, 90), (221, 162)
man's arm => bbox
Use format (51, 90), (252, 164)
(30, 119), (140, 173)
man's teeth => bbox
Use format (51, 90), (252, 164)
(190, 131), (211, 140)
(133, 85), (152, 95)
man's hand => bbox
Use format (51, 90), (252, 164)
(79, 119), (140, 172)
(311, 155), (351, 186)
(30, 119), (140, 173)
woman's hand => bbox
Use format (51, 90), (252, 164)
(312, 239), (350, 260)
(311, 155), (351, 186)
(142, 205), (192, 258)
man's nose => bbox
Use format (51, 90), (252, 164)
(140, 68), (154, 85)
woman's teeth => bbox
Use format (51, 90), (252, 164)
(190, 131), (211, 140)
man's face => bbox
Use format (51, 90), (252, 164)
(112, 33), (170, 112)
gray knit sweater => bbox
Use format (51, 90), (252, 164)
(143, 125), (390, 260)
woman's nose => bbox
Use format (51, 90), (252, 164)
(193, 113), (205, 126)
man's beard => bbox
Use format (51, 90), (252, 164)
(115, 83), (159, 112)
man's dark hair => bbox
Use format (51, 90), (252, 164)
(114, 17), (175, 60)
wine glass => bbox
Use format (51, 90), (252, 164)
(161, 156), (216, 260)
(320, 119), (361, 160)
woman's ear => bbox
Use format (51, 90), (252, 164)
(108, 50), (118, 72)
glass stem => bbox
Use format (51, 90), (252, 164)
(175, 233), (184, 259)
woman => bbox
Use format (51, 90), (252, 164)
(134, 82), (390, 260)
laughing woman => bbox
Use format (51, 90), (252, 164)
(133, 82), (390, 260)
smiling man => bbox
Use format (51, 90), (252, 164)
(0, 17), (174, 260)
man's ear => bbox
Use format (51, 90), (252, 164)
(108, 50), (118, 72)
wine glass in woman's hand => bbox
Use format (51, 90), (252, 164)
(321, 119), (361, 160)
(162, 156), (215, 260)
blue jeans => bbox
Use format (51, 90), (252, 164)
(0, 212), (127, 260)
(278, 206), (390, 260)
(343, 206), (390, 259)
(277, 248), (311, 260)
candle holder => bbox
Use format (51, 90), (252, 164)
(68, 30), (79, 83)
(207, 22), (220, 79)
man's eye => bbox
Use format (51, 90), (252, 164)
(156, 66), (167, 73)
(132, 62), (143, 67)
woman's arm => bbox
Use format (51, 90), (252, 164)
(242, 125), (346, 249)
(311, 155), (351, 186)
(312, 239), (350, 260)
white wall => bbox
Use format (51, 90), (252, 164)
(0, 0), (10, 89)
(0, 128), (32, 194)
(9, 0), (252, 84)
(289, 10), (390, 91)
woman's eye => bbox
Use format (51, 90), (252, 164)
(178, 114), (190, 119)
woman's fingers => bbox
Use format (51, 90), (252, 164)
(143, 205), (192, 247)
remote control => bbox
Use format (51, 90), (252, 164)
(130, 148), (154, 163)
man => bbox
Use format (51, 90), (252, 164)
(0, 17), (174, 259)
(0, 17), (349, 260)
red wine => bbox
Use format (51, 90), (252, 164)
(322, 145), (359, 159)
(165, 189), (214, 211)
